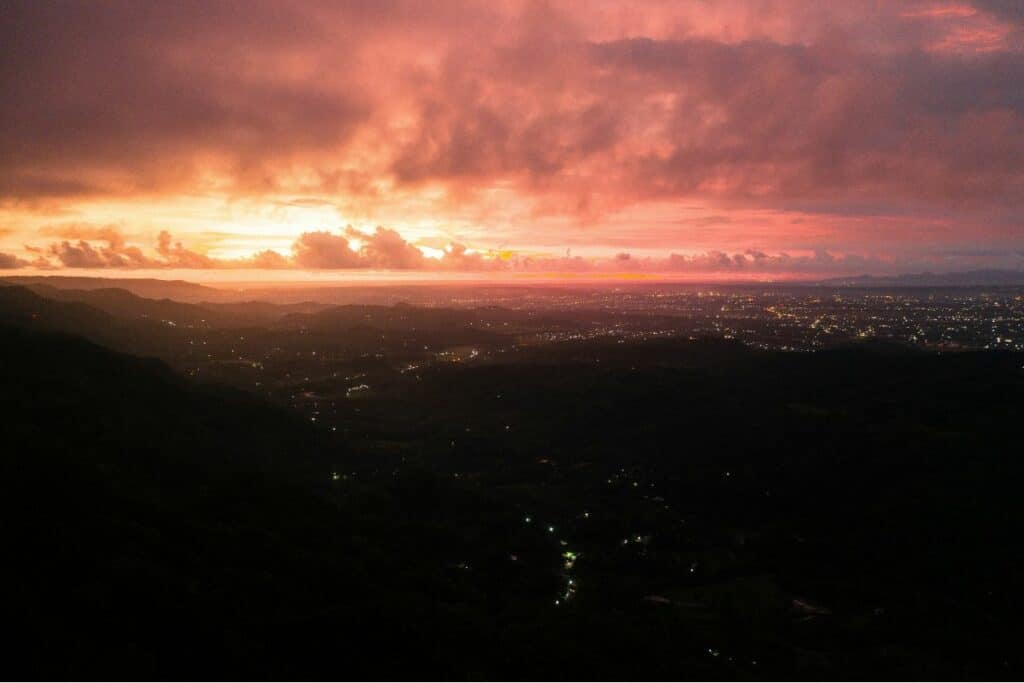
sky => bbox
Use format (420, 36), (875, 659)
(1, 0), (1023, 280)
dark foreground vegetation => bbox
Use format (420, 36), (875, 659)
(3, 281), (1024, 679)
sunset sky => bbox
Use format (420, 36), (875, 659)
(1, 1), (1022, 279)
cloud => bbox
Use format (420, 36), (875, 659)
(17, 222), (1024, 276)
(245, 249), (291, 269)
(48, 239), (154, 268)
(0, 252), (28, 269)
(438, 242), (509, 271)
(292, 231), (361, 269)
(291, 227), (503, 270)
(1, 1), (1022, 272)
(665, 249), (842, 274)
(972, 1), (1024, 22)
(37, 227), (289, 270)
(48, 240), (119, 268)
(2, 1), (1021, 214)
(156, 231), (217, 269)
(36, 226), (436, 271)
(346, 226), (427, 269)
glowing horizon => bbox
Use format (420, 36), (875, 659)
(2, 1), (1022, 279)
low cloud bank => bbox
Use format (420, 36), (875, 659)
(15, 225), (1020, 277)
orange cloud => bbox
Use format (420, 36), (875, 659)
(17, 223), (1024, 277)
(0, 1), (1022, 276)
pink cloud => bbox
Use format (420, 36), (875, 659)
(0, 1), (1022, 274)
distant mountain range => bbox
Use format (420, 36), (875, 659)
(5, 269), (1024, 300)
(0, 275), (228, 302)
(817, 269), (1024, 287)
